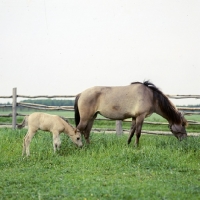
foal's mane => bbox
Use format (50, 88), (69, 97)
(60, 116), (74, 129)
(131, 81), (181, 124)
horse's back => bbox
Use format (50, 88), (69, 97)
(78, 84), (154, 120)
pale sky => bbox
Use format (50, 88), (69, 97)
(0, 0), (200, 105)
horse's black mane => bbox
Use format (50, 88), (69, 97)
(131, 81), (181, 123)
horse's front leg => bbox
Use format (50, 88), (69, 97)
(127, 118), (136, 145)
(84, 119), (95, 144)
(77, 119), (89, 143)
(84, 132), (90, 144)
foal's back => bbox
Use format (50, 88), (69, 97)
(28, 112), (64, 132)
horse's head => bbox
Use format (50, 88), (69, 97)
(169, 112), (188, 141)
(69, 129), (83, 147)
(170, 124), (187, 140)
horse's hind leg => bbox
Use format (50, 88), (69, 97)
(135, 115), (145, 147)
(127, 118), (136, 145)
(52, 131), (61, 153)
(23, 129), (36, 156)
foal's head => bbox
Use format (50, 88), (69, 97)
(69, 129), (83, 147)
(169, 112), (188, 141)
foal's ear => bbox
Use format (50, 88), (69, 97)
(75, 128), (80, 134)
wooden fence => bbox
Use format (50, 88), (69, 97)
(0, 88), (200, 135)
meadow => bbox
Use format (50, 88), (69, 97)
(0, 110), (200, 199)
(0, 132), (200, 199)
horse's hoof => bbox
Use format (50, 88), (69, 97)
(127, 139), (131, 144)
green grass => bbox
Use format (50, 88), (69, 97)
(0, 128), (200, 199)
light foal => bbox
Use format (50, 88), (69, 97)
(18, 112), (83, 156)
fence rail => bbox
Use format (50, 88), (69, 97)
(0, 88), (200, 135)
(166, 95), (200, 99)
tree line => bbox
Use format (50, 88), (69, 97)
(21, 99), (75, 106)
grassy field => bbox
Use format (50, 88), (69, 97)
(0, 127), (200, 199)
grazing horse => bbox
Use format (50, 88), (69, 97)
(74, 81), (188, 146)
(18, 112), (83, 156)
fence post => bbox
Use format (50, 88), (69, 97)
(12, 88), (17, 129)
(116, 120), (123, 135)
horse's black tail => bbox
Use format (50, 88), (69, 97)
(17, 116), (28, 129)
(74, 93), (81, 127)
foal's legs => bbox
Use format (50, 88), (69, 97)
(22, 129), (37, 156)
(52, 131), (61, 152)
(127, 118), (136, 144)
(22, 135), (27, 156)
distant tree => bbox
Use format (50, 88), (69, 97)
(21, 99), (74, 106)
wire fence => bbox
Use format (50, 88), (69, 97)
(0, 88), (200, 135)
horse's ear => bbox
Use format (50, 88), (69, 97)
(180, 111), (185, 117)
(179, 111), (188, 127)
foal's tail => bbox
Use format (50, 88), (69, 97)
(17, 116), (28, 129)
(74, 93), (81, 127)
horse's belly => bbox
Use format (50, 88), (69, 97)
(99, 109), (134, 120)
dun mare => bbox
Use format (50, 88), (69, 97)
(18, 112), (83, 156)
(74, 81), (188, 146)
